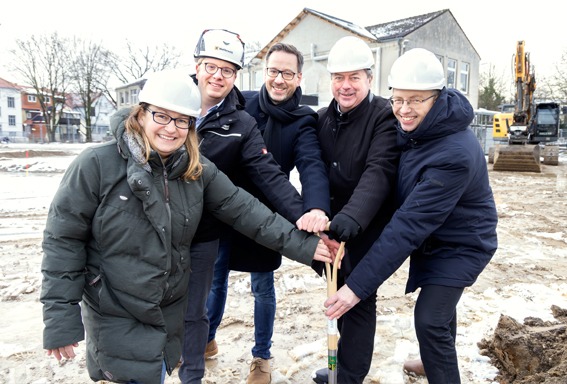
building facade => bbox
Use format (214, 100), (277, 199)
(238, 8), (480, 110)
(0, 77), (23, 142)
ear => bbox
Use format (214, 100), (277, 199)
(137, 108), (147, 126)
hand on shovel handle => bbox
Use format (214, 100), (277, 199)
(324, 220), (345, 384)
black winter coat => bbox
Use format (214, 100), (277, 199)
(228, 86), (330, 272)
(191, 76), (303, 255)
(346, 88), (498, 300)
(316, 92), (400, 274)
(40, 108), (320, 383)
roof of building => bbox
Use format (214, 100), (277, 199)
(0, 77), (19, 90)
(253, 8), (476, 61)
(366, 9), (447, 41)
(306, 8), (377, 40)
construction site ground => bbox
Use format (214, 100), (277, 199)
(0, 145), (566, 383)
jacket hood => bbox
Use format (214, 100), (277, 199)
(110, 108), (132, 158)
(397, 88), (474, 145)
(110, 108), (131, 140)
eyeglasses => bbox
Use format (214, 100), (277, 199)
(145, 107), (195, 130)
(202, 62), (236, 78)
(265, 68), (296, 80)
(389, 94), (437, 107)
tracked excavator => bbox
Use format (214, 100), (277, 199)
(492, 41), (560, 172)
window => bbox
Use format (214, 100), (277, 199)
(7, 97), (15, 108)
(130, 89), (138, 104)
(459, 62), (470, 94)
(120, 92), (125, 104)
(9, 115), (16, 126)
(28, 95), (37, 102)
(447, 59), (456, 89)
(125, 91), (130, 104)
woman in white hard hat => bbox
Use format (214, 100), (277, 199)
(40, 70), (334, 384)
(323, 48), (498, 384)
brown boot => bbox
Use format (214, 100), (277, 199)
(403, 359), (426, 376)
(246, 357), (271, 384)
(204, 339), (218, 358)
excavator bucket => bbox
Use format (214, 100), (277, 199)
(542, 144), (559, 165)
(492, 144), (541, 172)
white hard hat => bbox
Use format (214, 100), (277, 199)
(388, 48), (445, 90)
(138, 70), (201, 118)
(194, 29), (245, 69)
(327, 36), (374, 73)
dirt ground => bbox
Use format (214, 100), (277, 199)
(0, 147), (566, 384)
(478, 306), (567, 384)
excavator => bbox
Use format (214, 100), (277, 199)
(492, 41), (560, 172)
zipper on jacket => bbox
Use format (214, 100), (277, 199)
(162, 167), (170, 203)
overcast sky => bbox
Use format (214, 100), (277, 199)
(1, 0), (564, 87)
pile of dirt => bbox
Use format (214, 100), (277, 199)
(478, 305), (567, 383)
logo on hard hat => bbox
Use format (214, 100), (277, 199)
(215, 45), (235, 55)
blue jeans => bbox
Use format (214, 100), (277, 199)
(206, 236), (231, 343)
(179, 239), (220, 384)
(207, 235), (276, 359)
(250, 270), (275, 359)
(414, 284), (464, 384)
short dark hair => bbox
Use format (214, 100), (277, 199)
(266, 43), (304, 73)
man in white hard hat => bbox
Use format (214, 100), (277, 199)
(311, 36), (401, 383)
(179, 29), (329, 384)
(323, 48), (498, 384)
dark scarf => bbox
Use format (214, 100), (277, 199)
(258, 85), (317, 162)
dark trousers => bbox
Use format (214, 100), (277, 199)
(336, 286), (377, 383)
(414, 285), (464, 384)
(179, 239), (220, 384)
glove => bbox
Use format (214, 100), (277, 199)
(329, 213), (361, 242)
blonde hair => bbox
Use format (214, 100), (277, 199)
(126, 104), (203, 181)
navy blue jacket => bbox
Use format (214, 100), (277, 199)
(346, 88), (498, 299)
(229, 86), (330, 272)
(191, 76), (304, 244)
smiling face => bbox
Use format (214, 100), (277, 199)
(195, 58), (237, 110)
(264, 50), (302, 104)
(140, 105), (190, 160)
(390, 89), (438, 132)
(331, 70), (372, 113)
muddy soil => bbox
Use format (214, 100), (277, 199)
(0, 148), (566, 383)
(478, 306), (567, 383)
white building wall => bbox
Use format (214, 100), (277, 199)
(0, 86), (23, 140)
(240, 10), (480, 110)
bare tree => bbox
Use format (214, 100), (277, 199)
(11, 32), (72, 142)
(478, 64), (508, 110)
(111, 40), (181, 85)
(69, 38), (114, 142)
(547, 49), (567, 101)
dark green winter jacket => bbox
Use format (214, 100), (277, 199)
(41, 108), (319, 383)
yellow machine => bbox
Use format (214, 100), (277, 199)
(492, 104), (514, 143)
(492, 41), (560, 172)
